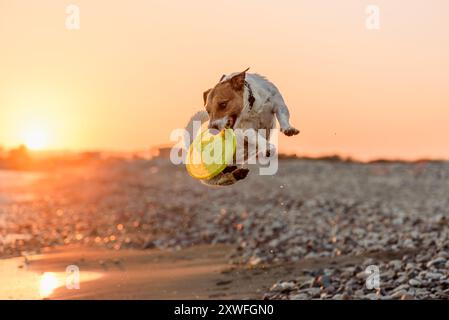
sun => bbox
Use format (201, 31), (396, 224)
(22, 126), (50, 150)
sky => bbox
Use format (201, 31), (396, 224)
(0, 0), (448, 160)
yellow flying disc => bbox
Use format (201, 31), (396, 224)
(186, 128), (236, 180)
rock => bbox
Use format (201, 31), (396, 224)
(249, 256), (262, 266)
(362, 258), (375, 266)
(426, 257), (446, 268)
(267, 239), (280, 248)
(298, 277), (315, 289)
(381, 270), (395, 279)
(395, 275), (408, 284)
(317, 275), (332, 288)
(403, 239), (415, 248)
(391, 284), (409, 293)
(364, 293), (379, 300)
(405, 262), (416, 271)
(389, 260), (403, 271)
(400, 294), (415, 300)
(408, 279), (421, 287)
(270, 281), (295, 292)
(289, 293), (308, 300)
(305, 252), (319, 259)
(304, 287), (321, 298)
(417, 253), (431, 263)
(391, 290), (407, 299)
(424, 272), (444, 280)
(354, 289), (365, 297)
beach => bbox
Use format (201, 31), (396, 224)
(0, 158), (448, 299)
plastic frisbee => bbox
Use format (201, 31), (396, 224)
(186, 128), (236, 180)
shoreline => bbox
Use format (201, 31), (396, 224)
(0, 244), (247, 300)
(0, 243), (421, 300)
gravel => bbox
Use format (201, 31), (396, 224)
(1, 158), (449, 299)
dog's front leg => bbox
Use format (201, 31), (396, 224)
(273, 102), (299, 136)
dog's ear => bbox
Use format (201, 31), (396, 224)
(203, 89), (212, 106)
(230, 68), (249, 91)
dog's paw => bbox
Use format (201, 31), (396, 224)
(232, 168), (249, 181)
(281, 126), (300, 136)
(216, 173), (238, 186)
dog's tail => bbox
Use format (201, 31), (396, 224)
(184, 110), (209, 150)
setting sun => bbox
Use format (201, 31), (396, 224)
(22, 126), (50, 150)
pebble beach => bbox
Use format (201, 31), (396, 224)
(1, 158), (449, 299)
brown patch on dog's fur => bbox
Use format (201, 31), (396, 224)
(203, 70), (248, 129)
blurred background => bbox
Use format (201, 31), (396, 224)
(1, 0), (449, 161)
(1, 1), (449, 300)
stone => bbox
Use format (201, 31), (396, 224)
(305, 287), (321, 298)
(426, 257), (446, 268)
(391, 290), (407, 299)
(289, 293), (308, 300)
(389, 260), (402, 271)
(272, 281), (295, 292)
(317, 275), (332, 288)
(395, 275), (408, 284)
(424, 272), (443, 280)
(364, 293), (379, 300)
(408, 279), (421, 286)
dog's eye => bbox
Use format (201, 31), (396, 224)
(218, 101), (228, 109)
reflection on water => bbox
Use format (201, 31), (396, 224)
(39, 272), (60, 298)
(38, 271), (103, 299)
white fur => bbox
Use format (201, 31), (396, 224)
(220, 73), (297, 136)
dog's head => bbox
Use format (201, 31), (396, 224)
(203, 69), (248, 131)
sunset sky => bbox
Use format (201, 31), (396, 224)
(1, 0), (448, 160)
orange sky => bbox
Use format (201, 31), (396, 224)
(0, 0), (448, 160)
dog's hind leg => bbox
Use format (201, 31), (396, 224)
(272, 96), (299, 136)
(200, 166), (249, 187)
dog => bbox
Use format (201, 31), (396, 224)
(186, 68), (299, 186)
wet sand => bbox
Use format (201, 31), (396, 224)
(0, 244), (266, 300)
(0, 244), (228, 299)
(0, 243), (418, 300)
